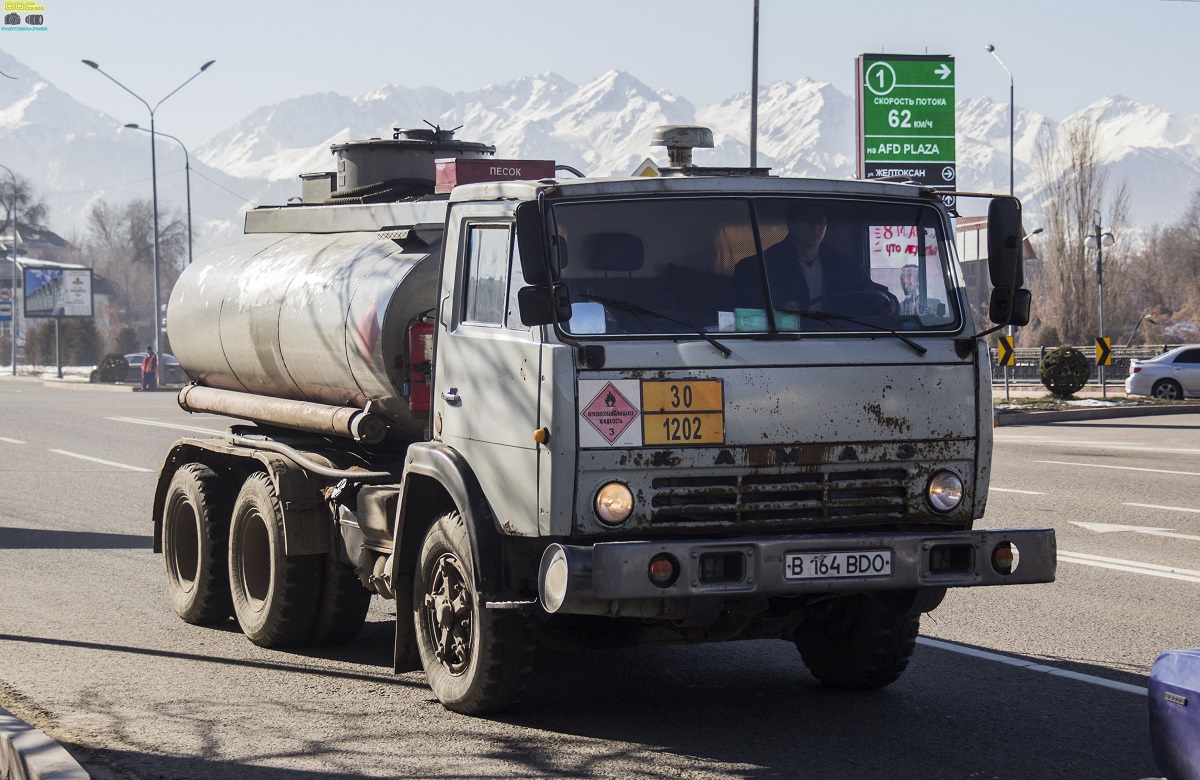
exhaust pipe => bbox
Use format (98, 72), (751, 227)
(178, 385), (387, 445)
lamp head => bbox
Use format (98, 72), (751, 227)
(1101, 233), (1115, 247)
(123, 123), (139, 129)
(984, 44), (995, 53)
(1085, 235), (1098, 249)
(81, 59), (99, 69)
(200, 60), (215, 71)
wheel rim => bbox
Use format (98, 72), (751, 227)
(423, 552), (473, 675)
(168, 501), (200, 592)
(1156, 382), (1180, 400)
(238, 509), (272, 611)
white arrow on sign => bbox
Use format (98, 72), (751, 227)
(1071, 521), (1200, 542)
(935, 64), (951, 80)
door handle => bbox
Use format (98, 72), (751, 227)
(441, 388), (461, 405)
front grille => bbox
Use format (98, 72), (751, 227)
(650, 469), (908, 526)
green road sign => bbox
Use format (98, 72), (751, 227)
(856, 54), (955, 193)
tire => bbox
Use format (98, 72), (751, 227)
(308, 551), (372, 645)
(162, 463), (233, 625)
(795, 593), (920, 690)
(228, 473), (322, 647)
(413, 511), (535, 715)
(1152, 379), (1184, 401)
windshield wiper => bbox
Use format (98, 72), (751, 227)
(576, 293), (733, 358)
(778, 309), (928, 356)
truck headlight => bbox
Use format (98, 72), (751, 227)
(927, 471), (964, 513)
(594, 482), (634, 526)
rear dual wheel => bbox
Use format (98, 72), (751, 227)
(162, 464), (233, 625)
(227, 472), (370, 647)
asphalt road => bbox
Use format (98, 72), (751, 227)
(1, 380), (1192, 779)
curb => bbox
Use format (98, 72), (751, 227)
(0, 707), (88, 780)
(41, 379), (136, 393)
(996, 403), (1200, 426)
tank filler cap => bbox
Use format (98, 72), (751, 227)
(651, 125), (715, 168)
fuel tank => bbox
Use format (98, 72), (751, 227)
(167, 230), (439, 439)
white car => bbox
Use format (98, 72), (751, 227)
(1126, 345), (1200, 400)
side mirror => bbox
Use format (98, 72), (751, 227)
(987, 197), (1025, 289)
(515, 201), (553, 286)
(988, 286), (1031, 326)
(518, 283), (572, 326)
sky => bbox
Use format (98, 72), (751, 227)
(1, 0), (1198, 147)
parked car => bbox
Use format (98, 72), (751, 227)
(1125, 345), (1200, 400)
(124, 352), (184, 385)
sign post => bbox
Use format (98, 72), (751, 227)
(856, 54), (956, 204)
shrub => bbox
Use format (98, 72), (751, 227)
(1039, 346), (1091, 397)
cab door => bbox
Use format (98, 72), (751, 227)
(433, 207), (542, 536)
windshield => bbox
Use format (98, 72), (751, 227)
(551, 196), (959, 337)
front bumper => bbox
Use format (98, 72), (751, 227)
(539, 528), (1056, 615)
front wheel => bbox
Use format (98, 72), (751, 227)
(795, 593), (919, 690)
(413, 511), (534, 715)
(1153, 379), (1184, 401)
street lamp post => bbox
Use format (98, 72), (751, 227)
(123, 124), (193, 268)
(749, 0), (760, 168)
(81, 58), (214, 373)
(0, 164), (18, 376)
(985, 44), (1016, 400)
(1085, 211), (1116, 398)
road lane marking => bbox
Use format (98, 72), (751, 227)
(106, 416), (226, 436)
(990, 487), (1045, 495)
(48, 449), (152, 473)
(1125, 502), (1200, 515)
(1036, 460), (1200, 477)
(0, 437), (27, 445)
(917, 637), (1147, 696)
(1058, 550), (1200, 584)
(996, 436), (1200, 455)
(1071, 521), (1200, 543)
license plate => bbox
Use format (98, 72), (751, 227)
(783, 550), (892, 580)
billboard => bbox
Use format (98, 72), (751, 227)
(856, 54), (956, 203)
(23, 267), (94, 318)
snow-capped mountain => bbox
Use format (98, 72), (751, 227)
(3, 46), (1200, 250)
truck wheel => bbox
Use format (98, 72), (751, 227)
(413, 511), (535, 715)
(308, 552), (372, 645)
(228, 473), (321, 647)
(795, 593), (919, 690)
(162, 463), (232, 625)
(1153, 379), (1184, 401)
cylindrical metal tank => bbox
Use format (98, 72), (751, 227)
(167, 230), (439, 439)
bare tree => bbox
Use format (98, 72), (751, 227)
(0, 173), (48, 235)
(84, 198), (186, 346)
(1030, 118), (1128, 346)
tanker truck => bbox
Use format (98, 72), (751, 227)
(152, 124), (1055, 715)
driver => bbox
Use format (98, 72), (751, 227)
(733, 201), (892, 312)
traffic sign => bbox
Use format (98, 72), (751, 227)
(856, 54), (955, 194)
(1096, 337), (1112, 366)
(997, 336), (1015, 367)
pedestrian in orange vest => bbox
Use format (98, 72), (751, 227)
(141, 346), (158, 392)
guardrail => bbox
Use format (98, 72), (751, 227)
(989, 345), (1184, 384)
